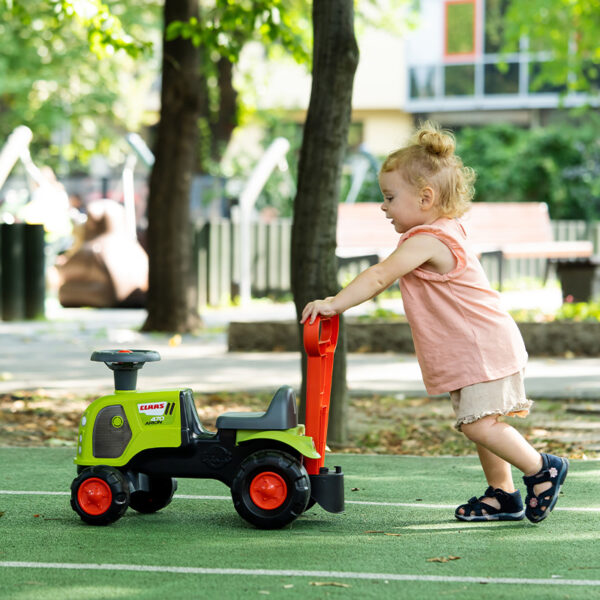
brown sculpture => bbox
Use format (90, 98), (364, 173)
(56, 200), (148, 308)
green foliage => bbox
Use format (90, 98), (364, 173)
(357, 307), (406, 322)
(0, 0), (160, 168)
(555, 300), (600, 322)
(503, 0), (600, 94)
(166, 0), (310, 65)
(456, 117), (600, 220)
(56, 0), (153, 59)
(509, 300), (600, 323)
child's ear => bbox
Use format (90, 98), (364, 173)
(420, 186), (435, 210)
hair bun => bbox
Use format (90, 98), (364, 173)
(416, 123), (455, 158)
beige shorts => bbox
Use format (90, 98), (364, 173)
(450, 371), (533, 432)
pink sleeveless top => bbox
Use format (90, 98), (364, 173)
(398, 217), (528, 395)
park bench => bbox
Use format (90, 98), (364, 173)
(336, 202), (593, 290)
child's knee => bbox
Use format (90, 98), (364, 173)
(461, 415), (497, 443)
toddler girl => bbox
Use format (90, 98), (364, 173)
(301, 123), (568, 523)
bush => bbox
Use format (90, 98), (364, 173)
(456, 116), (600, 220)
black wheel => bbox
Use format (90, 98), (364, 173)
(303, 498), (317, 512)
(70, 466), (129, 526)
(129, 476), (177, 514)
(231, 450), (310, 529)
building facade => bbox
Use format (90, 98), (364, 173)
(405, 0), (595, 127)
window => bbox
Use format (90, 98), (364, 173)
(484, 0), (518, 54)
(409, 66), (436, 99)
(528, 62), (568, 94)
(445, 0), (477, 58)
(445, 64), (475, 96)
(484, 62), (519, 94)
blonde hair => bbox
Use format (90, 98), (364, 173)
(380, 122), (476, 218)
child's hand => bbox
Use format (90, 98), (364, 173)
(301, 297), (337, 324)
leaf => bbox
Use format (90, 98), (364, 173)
(427, 556), (461, 563)
(364, 530), (385, 534)
(168, 334), (182, 347)
(310, 582), (351, 588)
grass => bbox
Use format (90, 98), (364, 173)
(1, 387), (599, 597)
(1, 448), (600, 599)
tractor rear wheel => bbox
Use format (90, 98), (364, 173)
(129, 476), (178, 514)
(71, 466), (129, 525)
(231, 450), (310, 529)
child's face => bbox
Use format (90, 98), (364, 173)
(378, 170), (426, 233)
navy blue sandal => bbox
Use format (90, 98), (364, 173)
(455, 486), (525, 522)
(523, 452), (569, 523)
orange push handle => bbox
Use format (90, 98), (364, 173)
(302, 315), (339, 475)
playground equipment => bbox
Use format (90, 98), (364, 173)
(70, 315), (343, 529)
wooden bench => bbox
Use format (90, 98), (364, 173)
(337, 202), (593, 289)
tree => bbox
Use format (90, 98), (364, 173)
(291, 0), (358, 445)
(0, 1), (158, 167)
(143, 0), (310, 332)
(142, 0), (203, 333)
(165, 0), (309, 175)
(501, 0), (600, 94)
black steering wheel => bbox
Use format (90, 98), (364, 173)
(91, 349), (161, 365)
(91, 349), (161, 391)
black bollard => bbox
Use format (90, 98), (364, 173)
(1, 223), (26, 321)
(24, 224), (46, 320)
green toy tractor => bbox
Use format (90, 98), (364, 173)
(70, 316), (343, 529)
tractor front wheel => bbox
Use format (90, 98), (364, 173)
(231, 450), (310, 529)
(71, 466), (129, 526)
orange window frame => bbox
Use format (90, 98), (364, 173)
(444, 0), (479, 60)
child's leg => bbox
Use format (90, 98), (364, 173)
(456, 444), (514, 515)
(461, 415), (547, 495)
(476, 443), (515, 492)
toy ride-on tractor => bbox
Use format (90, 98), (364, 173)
(70, 316), (343, 529)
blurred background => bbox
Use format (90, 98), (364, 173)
(1, 0), (599, 314)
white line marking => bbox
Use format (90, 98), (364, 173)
(1, 490), (599, 512)
(346, 500), (600, 513)
(175, 494), (230, 501)
(0, 561), (599, 587)
(0, 490), (68, 496)
(347, 500), (455, 509)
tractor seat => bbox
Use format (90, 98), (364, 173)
(216, 386), (298, 430)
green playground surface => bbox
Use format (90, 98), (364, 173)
(1, 447), (599, 599)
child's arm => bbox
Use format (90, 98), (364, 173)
(301, 234), (442, 323)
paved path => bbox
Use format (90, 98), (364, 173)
(1, 295), (599, 400)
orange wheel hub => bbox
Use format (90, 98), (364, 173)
(77, 477), (112, 515)
(249, 471), (287, 510)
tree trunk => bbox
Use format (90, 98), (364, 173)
(291, 0), (358, 445)
(196, 54), (238, 173)
(142, 0), (202, 333)
(213, 57), (238, 161)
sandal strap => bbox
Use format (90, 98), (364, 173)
(457, 486), (503, 517)
(523, 453), (569, 522)
(491, 488), (523, 512)
(523, 453), (566, 489)
(459, 498), (502, 517)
